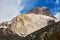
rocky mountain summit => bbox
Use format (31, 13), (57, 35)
(29, 7), (56, 19)
(0, 7), (59, 40)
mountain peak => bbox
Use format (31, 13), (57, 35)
(29, 7), (56, 19)
(0, 7), (58, 37)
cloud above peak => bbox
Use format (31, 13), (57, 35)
(54, 12), (60, 20)
(55, 0), (59, 4)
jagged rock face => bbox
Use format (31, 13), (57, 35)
(29, 7), (56, 19)
(11, 14), (58, 37)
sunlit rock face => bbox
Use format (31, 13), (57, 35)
(11, 14), (58, 37)
(0, 7), (58, 37)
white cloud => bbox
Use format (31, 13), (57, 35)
(55, 0), (59, 4)
(0, 0), (24, 23)
(54, 12), (60, 20)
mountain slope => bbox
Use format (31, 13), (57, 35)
(0, 20), (60, 40)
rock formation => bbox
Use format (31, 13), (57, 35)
(29, 7), (56, 19)
(11, 13), (58, 37)
(0, 7), (59, 40)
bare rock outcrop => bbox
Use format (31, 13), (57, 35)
(11, 13), (58, 37)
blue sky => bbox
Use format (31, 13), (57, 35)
(0, 0), (60, 22)
(20, 0), (60, 21)
(20, 0), (60, 14)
